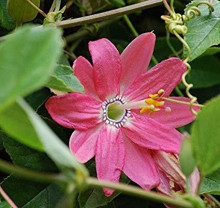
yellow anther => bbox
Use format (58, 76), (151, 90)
(158, 89), (165, 96)
(140, 90), (166, 115)
(149, 94), (158, 99)
(140, 106), (151, 114)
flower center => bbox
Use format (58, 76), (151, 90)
(102, 96), (130, 128)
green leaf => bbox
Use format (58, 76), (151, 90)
(7, 0), (40, 23)
(0, 102), (44, 151)
(182, 56), (220, 88)
(46, 65), (84, 93)
(200, 169), (220, 195)
(184, 0), (220, 61)
(201, 47), (220, 56)
(0, 0), (15, 30)
(191, 96), (220, 176)
(17, 99), (88, 175)
(25, 88), (51, 111)
(1, 133), (57, 172)
(23, 184), (62, 208)
(0, 25), (62, 112)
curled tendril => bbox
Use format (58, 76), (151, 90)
(182, 6), (201, 22)
(183, 1), (214, 22)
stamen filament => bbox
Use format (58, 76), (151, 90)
(161, 97), (203, 108)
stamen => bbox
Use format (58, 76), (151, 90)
(140, 89), (166, 114)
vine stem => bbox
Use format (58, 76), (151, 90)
(0, 158), (66, 185)
(87, 177), (193, 208)
(24, 0), (47, 17)
(56, 0), (163, 28)
(0, 186), (18, 208)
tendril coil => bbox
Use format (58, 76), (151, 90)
(161, 0), (214, 115)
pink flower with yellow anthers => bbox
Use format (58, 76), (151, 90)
(46, 33), (199, 196)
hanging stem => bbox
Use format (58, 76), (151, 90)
(56, 0), (162, 28)
(162, 0), (175, 17)
(87, 177), (193, 208)
(123, 15), (139, 37)
(25, 0), (47, 17)
(0, 186), (18, 208)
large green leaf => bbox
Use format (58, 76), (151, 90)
(17, 99), (88, 175)
(46, 64), (84, 93)
(0, 0), (15, 30)
(0, 25), (62, 112)
(201, 169), (220, 195)
(1, 133), (57, 171)
(184, 0), (220, 61)
(191, 96), (220, 176)
(0, 102), (44, 151)
(23, 184), (62, 208)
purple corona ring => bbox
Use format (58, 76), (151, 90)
(46, 33), (199, 196)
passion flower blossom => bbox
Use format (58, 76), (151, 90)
(46, 33), (199, 196)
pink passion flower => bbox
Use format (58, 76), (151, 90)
(46, 33), (199, 196)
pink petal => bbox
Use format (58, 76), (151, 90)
(72, 56), (99, 99)
(153, 151), (185, 189)
(123, 137), (160, 190)
(95, 125), (125, 196)
(123, 58), (187, 101)
(157, 170), (172, 196)
(189, 168), (200, 195)
(46, 93), (102, 131)
(89, 38), (122, 100)
(122, 113), (182, 153)
(120, 33), (155, 92)
(69, 125), (102, 163)
(149, 97), (200, 128)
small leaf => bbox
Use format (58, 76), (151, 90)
(191, 96), (220, 176)
(0, 0), (15, 30)
(184, 0), (220, 61)
(7, 0), (40, 23)
(201, 47), (220, 56)
(200, 169), (220, 195)
(0, 25), (62, 112)
(46, 65), (84, 93)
